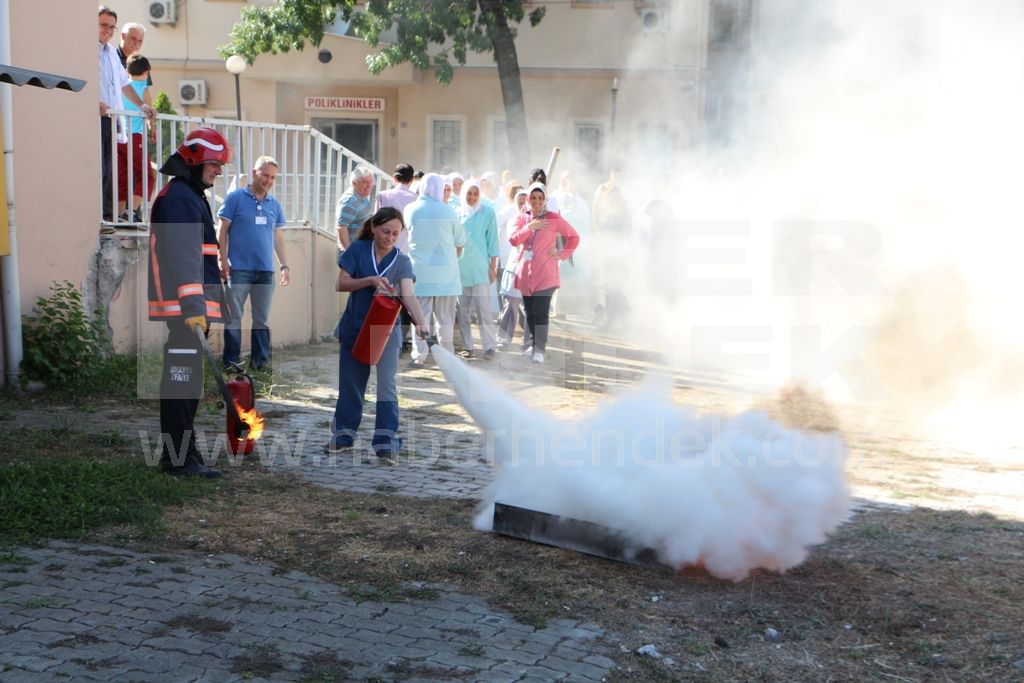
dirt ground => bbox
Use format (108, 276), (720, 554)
(8, 312), (1024, 681)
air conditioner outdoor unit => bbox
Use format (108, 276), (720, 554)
(639, 8), (670, 33)
(148, 1), (176, 26)
(179, 80), (207, 106)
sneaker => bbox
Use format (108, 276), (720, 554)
(376, 454), (397, 466)
(100, 225), (117, 235)
(224, 361), (244, 374)
(496, 340), (508, 350)
(323, 440), (354, 454)
(132, 208), (143, 223)
(532, 351), (545, 364)
(408, 358), (425, 369)
(522, 346), (534, 357)
(483, 348), (496, 360)
(118, 210), (131, 222)
(459, 349), (474, 359)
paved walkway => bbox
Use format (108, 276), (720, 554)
(0, 542), (613, 682)
(1, 318), (636, 682)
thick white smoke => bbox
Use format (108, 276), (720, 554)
(434, 347), (849, 581)
(604, 0), (1024, 458)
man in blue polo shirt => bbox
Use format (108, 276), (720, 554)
(217, 156), (289, 372)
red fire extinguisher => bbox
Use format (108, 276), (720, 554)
(226, 373), (256, 455)
(352, 293), (403, 365)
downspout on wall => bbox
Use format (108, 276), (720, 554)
(0, 0), (20, 390)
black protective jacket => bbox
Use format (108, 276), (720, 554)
(147, 162), (224, 322)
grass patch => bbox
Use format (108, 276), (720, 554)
(0, 459), (212, 547)
(458, 643), (484, 657)
(0, 426), (133, 467)
(298, 651), (352, 682)
(0, 426), (214, 548)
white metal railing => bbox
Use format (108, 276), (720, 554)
(100, 110), (392, 233)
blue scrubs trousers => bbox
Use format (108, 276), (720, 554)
(330, 324), (402, 455)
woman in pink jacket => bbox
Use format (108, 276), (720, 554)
(509, 182), (580, 364)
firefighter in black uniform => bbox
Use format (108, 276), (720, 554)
(148, 127), (231, 477)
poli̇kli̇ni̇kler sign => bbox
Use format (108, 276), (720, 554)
(304, 96), (385, 112)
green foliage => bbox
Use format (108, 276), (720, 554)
(21, 281), (109, 387)
(218, 0), (545, 85)
(153, 90), (184, 162)
(19, 282), (140, 402)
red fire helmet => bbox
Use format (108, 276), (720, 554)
(177, 127), (232, 167)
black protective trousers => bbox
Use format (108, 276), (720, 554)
(159, 320), (205, 466)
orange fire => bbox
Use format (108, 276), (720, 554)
(235, 402), (265, 440)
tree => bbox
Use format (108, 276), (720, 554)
(153, 91), (183, 163)
(219, 0), (546, 172)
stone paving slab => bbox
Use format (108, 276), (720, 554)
(0, 542), (616, 682)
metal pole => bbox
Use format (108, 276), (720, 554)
(609, 77), (619, 171)
(233, 72), (244, 174)
(545, 147), (561, 183)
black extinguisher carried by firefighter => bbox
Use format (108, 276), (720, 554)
(226, 373), (257, 455)
(352, 291), (403, 365)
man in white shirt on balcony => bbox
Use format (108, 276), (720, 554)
(98, 6), (154, 223)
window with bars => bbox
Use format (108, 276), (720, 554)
(431, 118), (462, 170)
(575, 123), (603, 170)
(709, 0), (752, 47)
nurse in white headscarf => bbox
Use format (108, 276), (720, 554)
(479, 171), (500, 208)
(402, 172), (467, 365)
(454, 179), (500, 359)
(446, 172), (464, 208)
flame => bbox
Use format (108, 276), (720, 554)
(235, 401), (265, 441)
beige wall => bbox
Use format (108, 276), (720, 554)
(9, 1), (98, 315)
(128, 0), (705, 180)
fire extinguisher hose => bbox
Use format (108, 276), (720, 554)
(194, 326), (249, 439)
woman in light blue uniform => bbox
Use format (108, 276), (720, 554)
(328, 207), (428, 461)
(455, 179), (500, 359)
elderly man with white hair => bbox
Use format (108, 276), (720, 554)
(117, 22), (146, 72)
(335, 165), (375, 252)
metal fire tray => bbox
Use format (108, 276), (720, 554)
(492, 502), (669, 569)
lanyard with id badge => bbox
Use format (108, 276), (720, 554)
(255, 199), (268, 226)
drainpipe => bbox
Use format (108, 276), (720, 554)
(0, 0), (22, 389)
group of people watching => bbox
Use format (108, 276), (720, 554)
(325, 161), (588, 462)
(98, 5), (157, 230)
(333, 163), (585, 364)
(146, 122), (652, 475)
